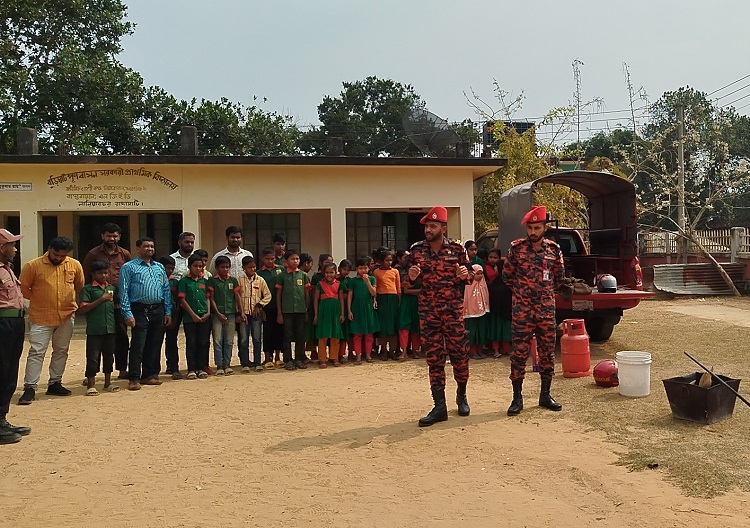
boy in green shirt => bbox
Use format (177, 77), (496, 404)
(276, 249), (310, 371)
(258, 248), (284, 369)
(178, 255), (211, 379)
(208, 255), (244, 375)
(79, 260), (120, 395)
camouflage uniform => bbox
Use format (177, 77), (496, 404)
(410, 237), (473, 390)
(502, 237), (565, 381)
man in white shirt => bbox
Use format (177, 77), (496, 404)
(208, 226), (253, 278)
(169, 232), (195, 281)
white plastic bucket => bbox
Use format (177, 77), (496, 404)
(616, 351), (652, 397)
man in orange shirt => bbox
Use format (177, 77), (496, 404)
(18, 237), (84, 405)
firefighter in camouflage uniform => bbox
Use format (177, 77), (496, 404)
(408, 206), (474, 427)
(502, 205), (565, 416)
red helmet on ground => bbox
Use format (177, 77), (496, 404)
(593, 359), (619, 387)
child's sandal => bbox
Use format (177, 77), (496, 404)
(318, 362), (327, 369)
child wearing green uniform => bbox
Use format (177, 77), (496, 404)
(313, 262), (345, 368)
(79, 260), (120, 395)
(208, 255), (244, 375)
(347, 257), (380, 363)
(337, 259), (353, 362)
(159, 255), (183, 380)
(258, 248), (285, 369)
(398, 269), (421, 360)
(178, 255), (211, 379)
(276, 249), (310, 370)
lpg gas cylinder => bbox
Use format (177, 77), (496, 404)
(561, 318), (591, 378)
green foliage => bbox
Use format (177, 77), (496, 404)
(0, 0), (142, 154)
(298, 76), (425, 157)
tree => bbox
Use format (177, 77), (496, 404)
(137, 90), (299, 156)
(0, 0), (144, 154)
(298, 76), (426, 157)
(468, 83), (587, 236)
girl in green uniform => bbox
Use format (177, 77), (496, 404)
(485, 248), (512, 357)
(347, 257), (380, 363)
(337, 259), (353, 362)
(398, 268), (421, 360)
(313, 263), (344, 367)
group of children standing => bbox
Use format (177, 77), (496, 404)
(80, 238), (513, 393)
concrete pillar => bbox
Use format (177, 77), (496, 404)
(182, 207), (201, 249)
(328, 137), (344, 156)
(19, 210), (40, 266)
(730, 226), (744, 263)
(16, 128), (38, 155)
(330, 206), (347, 263)
(180, 126), (199, 155)
(456, 142), (470, 158)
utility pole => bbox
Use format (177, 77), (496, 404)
(677, 105), (687, 260)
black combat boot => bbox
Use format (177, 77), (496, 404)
(456, 382), (470, 417)
(418, 388), (448, 427)
(507, 379), (523, 416)
(539, 378), (562, 411)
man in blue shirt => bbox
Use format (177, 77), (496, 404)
(119, 237), (172, 391)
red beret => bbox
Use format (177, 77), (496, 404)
(420, 206), (448, 224)
(521, 206), (548, 225)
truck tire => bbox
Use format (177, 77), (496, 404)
(586, 317), (618, 342)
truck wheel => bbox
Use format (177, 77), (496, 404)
(586, 318), (617, 342)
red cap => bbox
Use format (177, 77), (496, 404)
(420, 206), (448, 224)
(0, 229), (23, 244)
(521, 206), (548, 225)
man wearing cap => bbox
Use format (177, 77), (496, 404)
(408, 206), (474, 427)
(502, 205), (565, 416)
(18, 236), (84, 404)
(0, 229), (31, 443)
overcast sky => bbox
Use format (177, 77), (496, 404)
(119, 1), (750, 142)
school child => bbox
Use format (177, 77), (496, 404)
(313, 262), (345, 368)
(347, 257), (380, 363)
(159, 255), (183, 380)
(337, 259), (353, 362)
(276, 249), (310, 370)
(464, 240), (484, 268)
(464, 263), (490, 360)
(193, 249), (212, 278)
(258, 248), (284, 369)
(398, 263), (421, 360)
(272, 232), (287, 266)
(373, 249), (401, 360)
(395, 249), (409, 278)
(306, 253), (332, 360)
(208, 255), (244, 375)
(485, 248), (512, 358)
(238, 256), (271, 372)
(79, 260), (120, 395)
(178, 254), (211, 379)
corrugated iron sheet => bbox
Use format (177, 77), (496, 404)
(653, 263), (745, 295)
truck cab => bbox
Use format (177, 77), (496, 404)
(478, 170), (654, 341)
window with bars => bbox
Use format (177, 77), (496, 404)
(242, 213), (301, 258)
(345, 211), (409, 262)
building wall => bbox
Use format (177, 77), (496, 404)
(0, 162), (480, 265)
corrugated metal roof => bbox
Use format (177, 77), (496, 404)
(653, 263), (745, 295)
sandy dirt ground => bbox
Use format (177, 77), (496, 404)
(2, 300), (750, 528)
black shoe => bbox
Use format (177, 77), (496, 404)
(0, 429), (21, 444)
(17, 388), (35, 405)
(539, 378), (562, 411)
(0, 419), (31, 436)
(418, 388), (448, 427)
(507, 379), (524, 416)
(171, 371), (183, 380)
(456, 382), (470, 417)
(46, 382), (72, 396)
(284, 361), (297, 371)
(295, 359), (308, 370)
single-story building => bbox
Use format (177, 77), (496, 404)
(0, 147), (503, 266)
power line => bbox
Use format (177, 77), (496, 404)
(722, 91), (750, 108)
(707, 73), (750, 96)
(712, 81), (750, 101)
